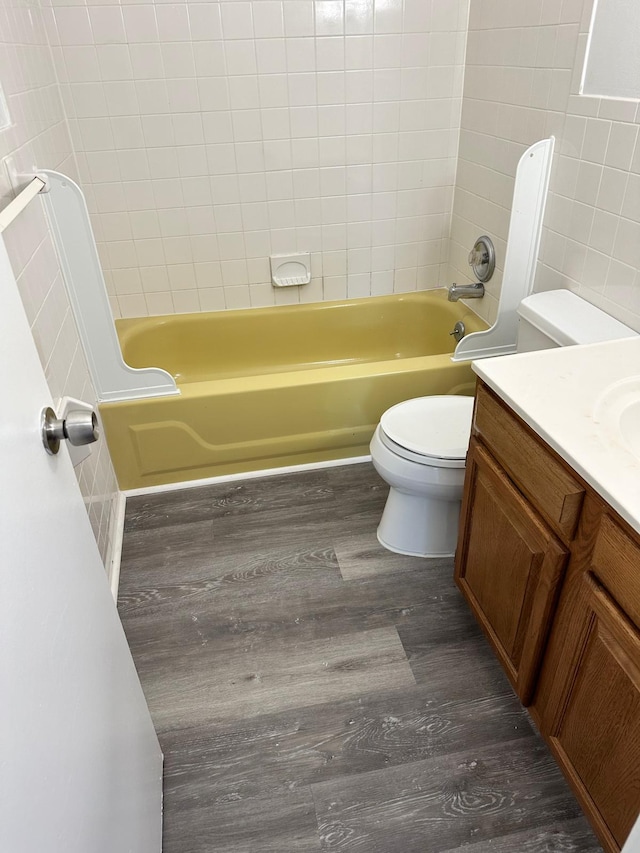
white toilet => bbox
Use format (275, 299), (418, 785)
(370, 290), (637, 558)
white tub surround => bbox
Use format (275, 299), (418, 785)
(450, 0), (640, 334)
(49, 0), (471, 318)
(452, 137), (555, 362)
(42, 171), (178, 402)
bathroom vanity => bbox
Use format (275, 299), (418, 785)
(455, 339), (640, 853)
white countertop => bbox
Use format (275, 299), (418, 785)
(472, 336), (640, 535)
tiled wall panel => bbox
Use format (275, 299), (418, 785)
(450, 0), (640, 330)
(0, 0), (119, 569)
(46, 0), (470, 317)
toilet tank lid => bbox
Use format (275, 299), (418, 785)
(517, 290), (637, 346)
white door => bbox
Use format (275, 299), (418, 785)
(624, 817), (640, 852)
(0, 237), (163, 852)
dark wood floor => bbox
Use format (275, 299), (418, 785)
(118, 463), (602, 853)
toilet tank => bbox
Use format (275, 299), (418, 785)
(516, 290), (637, 352)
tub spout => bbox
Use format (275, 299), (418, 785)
(447, 282), (485, 301)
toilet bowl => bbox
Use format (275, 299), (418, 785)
(370, 290), (637, 559)
(370, 395), (474, 557)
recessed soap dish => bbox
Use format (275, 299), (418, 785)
(270, 253), (311, 287)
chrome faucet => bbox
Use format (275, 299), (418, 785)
(447, 282), (485, 301)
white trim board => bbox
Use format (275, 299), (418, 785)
(123, 455), (372, 498)
(106, 490), (127, 603)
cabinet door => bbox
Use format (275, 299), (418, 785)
(546, 576), (640, 851)
(455, 439), (567, 704)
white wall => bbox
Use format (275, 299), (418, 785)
(0, 0), (120, 568)
(450, 0), (640, 331)
(622, 813), (640, 852)
(45, 0), (470, 317)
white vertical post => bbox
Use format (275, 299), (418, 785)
(42, 170), (179, 402)
(452, 137), (555, 363)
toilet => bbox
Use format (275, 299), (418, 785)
(370, 395), (474, 557)
(370, 290), (637, 558)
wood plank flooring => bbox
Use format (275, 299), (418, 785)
(118, 463), (602, 853)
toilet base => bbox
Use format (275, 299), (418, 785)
(376, 486), (462, 558)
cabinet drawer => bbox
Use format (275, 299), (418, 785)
(474, 383), (585, 541)
(591, 514), (640, 630)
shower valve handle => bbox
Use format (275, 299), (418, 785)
(468, 246), (488, 266)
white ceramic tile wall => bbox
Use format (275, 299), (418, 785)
(46, 0), (470, 317)
(0, 0), (119, 569)
(450, 0), (640, 330)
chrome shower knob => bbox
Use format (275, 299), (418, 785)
(468, 236), (496, 283)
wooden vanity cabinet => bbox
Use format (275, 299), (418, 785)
(455, 437), (567, 704)
(536, 512), (640, 852)
(454, 382), (582, 704)
(456, 379), (640, 852)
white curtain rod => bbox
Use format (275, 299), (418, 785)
(0, 175), (48, 235)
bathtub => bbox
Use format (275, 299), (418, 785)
(100, 290), (487, 490)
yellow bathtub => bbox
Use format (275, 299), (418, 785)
(100, 290), (486, 489)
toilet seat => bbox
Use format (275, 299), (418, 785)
(379, 396), (474, 469)
(378, 429), (467, 468)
